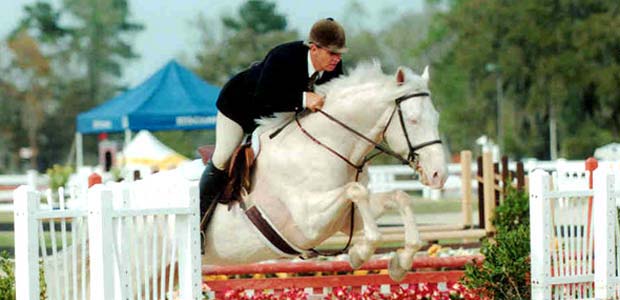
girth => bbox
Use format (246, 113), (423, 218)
(245, 206), (301, 256)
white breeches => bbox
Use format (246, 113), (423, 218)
(211, 112), (245, 170)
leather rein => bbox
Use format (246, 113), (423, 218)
(293, 92), (442, 256)
(297, 92), (442, 180)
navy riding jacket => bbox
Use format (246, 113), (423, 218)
(216, 41), (343, 133)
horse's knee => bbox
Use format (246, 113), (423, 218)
(393, 190), (412, 205)
(345, 182), (368, 202)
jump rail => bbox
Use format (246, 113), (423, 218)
(203, 255), (482, 298)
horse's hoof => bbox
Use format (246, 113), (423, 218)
(388, 252), (408, 282)
(348, 248), (364, 269)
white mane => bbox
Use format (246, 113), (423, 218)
(255, 61), (426, 131)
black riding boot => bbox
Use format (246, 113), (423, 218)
(199, 160), (228, 222)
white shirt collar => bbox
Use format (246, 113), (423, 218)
(307, 51), (323, 78)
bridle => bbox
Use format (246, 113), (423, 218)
(292, 92), (442, 257)
(296, 91), (442, 181)
(392, 92), (443, 163)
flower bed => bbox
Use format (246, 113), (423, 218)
(219, 283), (477, 299)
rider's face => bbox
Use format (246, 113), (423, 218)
(310, 44), (342, 72)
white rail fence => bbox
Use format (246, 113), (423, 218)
(530, 168), (620, 300)
(13, 177), (202, 300)
(0, 170), (46, 206)
(367, 159), (588, 200)
(0, 158), (601, 209)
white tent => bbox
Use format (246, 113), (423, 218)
(119, 130), (188, 173)
(594, 143), (620, 161)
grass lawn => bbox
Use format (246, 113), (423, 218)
(0, 231), (13, 248)
(411, 196), (478, 214)
(0, 212), (13, 254)
(0, 212), (12, 223)
(2, 211), (77, 256)
(1, 231), (76, 256)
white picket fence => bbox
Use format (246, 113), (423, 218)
(530, 168), (620, 299)
(13, 176), (202, 300)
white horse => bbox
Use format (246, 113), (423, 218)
(39, 62), (447, 299)
(202, 61), (447, 281)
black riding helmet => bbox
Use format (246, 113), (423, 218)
(305, 18), (348, 54)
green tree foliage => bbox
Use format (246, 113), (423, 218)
(421, 0), (620, 159)
(342, 3), (437, 73)
(3, 0), (143, 171)
(221, 0), (287, 34)
(194, 0), (297, 85)
(12, 2), (69, 43)
(0, 44), (26, 172)
(0, 33), (52, 170)
(62, 0), (144, 103)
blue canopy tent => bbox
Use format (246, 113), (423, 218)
(75, 60), (220, 166)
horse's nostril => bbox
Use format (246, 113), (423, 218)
(432, 171), (439, 179)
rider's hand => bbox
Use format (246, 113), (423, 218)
(305, 92), (325, 112)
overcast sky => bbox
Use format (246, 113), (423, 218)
(1, 0), (423, 85)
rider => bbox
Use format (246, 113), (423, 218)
(199, 18), (348, 221)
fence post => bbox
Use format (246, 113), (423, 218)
(177, 184), (202, 299)
(460, 151), (473, 228)
(516, 161), (525, 191)
(88, 187), (116, 300)
(482, 151), (496, 233)
(115, 187), (132, 300)
(26, 170), (38, 189)
(13, 186), (40, 300)
(477, 156), (485, 228)
(529, 170), (551, 300)
(594, 170), (616, 299)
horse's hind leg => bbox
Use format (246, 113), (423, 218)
(370, 190), (424, 281)
(344, 182), (382, 270)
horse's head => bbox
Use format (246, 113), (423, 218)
(383, 66), (447, 188)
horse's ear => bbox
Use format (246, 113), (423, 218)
(395, 67), (405, 85)
(421, 65), (430, 81)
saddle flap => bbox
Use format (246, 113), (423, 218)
(221, 143), (255, 202)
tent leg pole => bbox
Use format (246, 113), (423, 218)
(124, 129), (132, 149)
(76, 133), (83, 168)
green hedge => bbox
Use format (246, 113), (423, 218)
(461, 186), (530, 300)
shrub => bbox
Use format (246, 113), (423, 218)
(46, 164), (73, 190)
(461, 186), (530, 300)
(0, 251), (16, 300)
(0, 251), (47, 300)
(494, 186), (529, 232)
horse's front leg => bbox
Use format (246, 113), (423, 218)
(343, 182), (382, 270)
(368, 190), (424, 281)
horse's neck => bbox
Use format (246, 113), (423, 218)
(303, 92), (393, 165)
